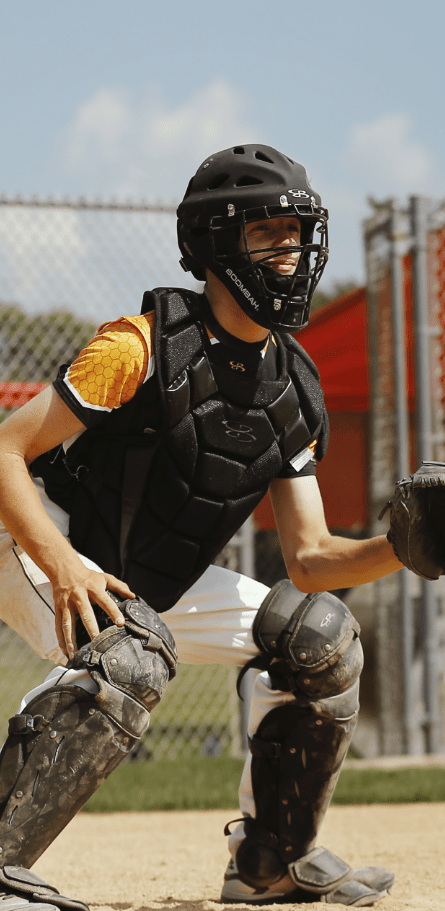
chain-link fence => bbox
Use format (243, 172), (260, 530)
(0, 195), (251, 760)
(364, 196), (445, 755)
(3, 193), (445, 761)
(0, 196), (198, 382)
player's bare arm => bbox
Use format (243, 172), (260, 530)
(271, 474), (402, 592)
(0, 385), (134, 657)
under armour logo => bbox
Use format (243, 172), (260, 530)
(230, 361), (245, 371)
(222, 420), (256, 442)
(320, 612), (335, 628)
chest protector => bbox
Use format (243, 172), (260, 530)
(64, 288), (328, 613)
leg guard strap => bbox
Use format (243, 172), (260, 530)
(289, 847), (351, 894)
(289, 846), (395, 903)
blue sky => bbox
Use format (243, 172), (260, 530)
(1, 0), (444, 291)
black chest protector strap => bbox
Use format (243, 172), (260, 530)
(119, 442), (162, 566)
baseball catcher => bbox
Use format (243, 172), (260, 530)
(0, 144), (405, 907)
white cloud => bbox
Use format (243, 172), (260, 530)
(348, 113), (436, 194)
(64, 88), (131, 169)
(62, 81), (262, 201)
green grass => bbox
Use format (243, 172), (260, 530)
(83, 757), (245, 812)
(83, 757), (445, 813)
(333, 766), (445, 804)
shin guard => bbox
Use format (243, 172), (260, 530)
(236, 683), (359, 888)
(0, 597), (176, 868)
(233, 581), (364, 890)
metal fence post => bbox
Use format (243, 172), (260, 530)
(411, 195), (441, 752)
(236, 516), (257, 754)
(389, 201), (416, 754)
(364, 201), (415, 754)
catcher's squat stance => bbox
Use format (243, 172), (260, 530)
(0, 145), (410, 908)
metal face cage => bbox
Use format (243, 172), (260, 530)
(209, 204), (329, 330)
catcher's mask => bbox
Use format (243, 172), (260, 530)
(177, 144), (329, 332)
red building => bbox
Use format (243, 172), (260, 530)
(254, 286), (370, 533)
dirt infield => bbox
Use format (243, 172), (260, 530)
(34, 804), (445, 911)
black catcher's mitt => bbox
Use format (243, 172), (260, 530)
(380, 461), (445, 580)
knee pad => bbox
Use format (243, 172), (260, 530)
(0, 596), (176, 868)
(70, 595), (177, 737)
(241, 580), (363, 700)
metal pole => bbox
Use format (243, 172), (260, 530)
(237, 515), (257, 753)
(238, 515), (255, 579)
(389, 202), (411, 480)
(410, 196), (441, 753)
(389, 201), (416, 754)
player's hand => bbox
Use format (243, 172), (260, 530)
(52, 566), (135, 660)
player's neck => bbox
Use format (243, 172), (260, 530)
(204, 272), (269, 344)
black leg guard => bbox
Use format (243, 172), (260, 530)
(234, 581), (366, 893)
(237, 682), (359, 888)
(0, 597), (176, 870)
(225, 582), (394, 905)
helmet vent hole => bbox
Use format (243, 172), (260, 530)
(207, 173), (229, 190)
(255, 151), (274, 163)
(235, 175), (263, 187)
(233, 146), (245, 155)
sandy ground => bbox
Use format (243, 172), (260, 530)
(33, 804), (445, 911)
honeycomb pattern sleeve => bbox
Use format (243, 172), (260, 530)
(53, 312), (155, 428)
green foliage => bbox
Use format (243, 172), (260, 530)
(82, 757), (445, 813)
(0, 302), (97, 382)
(311, 279), (360, 313)
(0, 622), (53, 741)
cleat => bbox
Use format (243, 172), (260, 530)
(221, 858), (300, 904)
(221, 855), (395, 906)
(0, 899), (59, 911)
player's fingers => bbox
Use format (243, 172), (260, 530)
(69, 609), (78, 655)
(55, 608), (69, 658)
(101, 574), (136, 626)
(76, 599), (101, 642)
(104, 574), (136, 600)
(93, 585), (126, 627)
(55, 603), (81, 660)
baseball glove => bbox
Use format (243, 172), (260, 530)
(379, 461), (445, 580)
